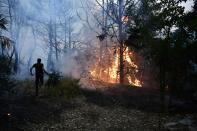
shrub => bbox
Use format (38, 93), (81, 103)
(0, 56), (15, 94)
(46, 71), (62, 88)
(45, 76), (81, 100)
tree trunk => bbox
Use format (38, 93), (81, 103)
(47, 21), (53, 71)
(27, 28), (36, 70)
(8, 0), (19, 73)
(54, 24), (59, 61)
(118, 0), (124, 84)
(68, 17), (72, 49)
(64, 18), (67, 51)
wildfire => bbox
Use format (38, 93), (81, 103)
(124, 47), (142, 87)
(90, 46), (142, 87)
(109, 52), (119, 80)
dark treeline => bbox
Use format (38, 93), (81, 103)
(126, 0), (197, 103)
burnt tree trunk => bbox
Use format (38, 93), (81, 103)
(118, 0), (124, 84)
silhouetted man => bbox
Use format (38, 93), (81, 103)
(30, 58), (48, 96)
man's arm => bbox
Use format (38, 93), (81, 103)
(44, 68), (49, 75)
(30, 64), (35, 76)
(43, 64), (49, 75)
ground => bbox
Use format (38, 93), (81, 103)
(0, 81), (197, 131)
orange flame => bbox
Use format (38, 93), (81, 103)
(90, 46), (142, 87)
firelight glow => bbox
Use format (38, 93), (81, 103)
(90, 46), (142, 87)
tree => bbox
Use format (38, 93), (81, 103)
(0, 14), (13, 63)
(0, 13), (14, 92)
(126, 0), (187, 109)
(81, 0), (138, 84)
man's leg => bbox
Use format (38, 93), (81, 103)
(40, 75), (44, 86)
(35, 76), (39, 96)
(38, 76), (44, 96)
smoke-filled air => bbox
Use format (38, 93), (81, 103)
(0, 0), (197, 130)
(1, 0), (100, 79)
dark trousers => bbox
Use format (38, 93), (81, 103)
(35, 75), (44, 96)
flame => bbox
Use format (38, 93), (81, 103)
(90, 46), (142, 87)
(124, 47), (138, 68)
(128, 76), (142, 87)
(90, 70), (96, 77)
(122, 16), (129, 23)
(124, 47), (142, 87)
(109, 52), (119, 80)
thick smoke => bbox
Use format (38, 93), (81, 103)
(1, 0), (194, 80)
(2, 0), (99, 79)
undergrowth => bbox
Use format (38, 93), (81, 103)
(44, 76), (81, 100)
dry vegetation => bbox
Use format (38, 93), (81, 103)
(0, 78), (197, 131)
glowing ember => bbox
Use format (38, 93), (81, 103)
(90, 46), (142, 87)
(122, 16), (129, 23)
(128, 76), (142, 87)
(90, 70), (96, 77)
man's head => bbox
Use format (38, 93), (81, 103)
(37, 58), (41, 63)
